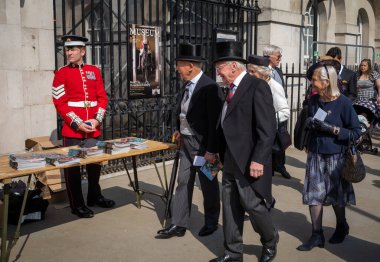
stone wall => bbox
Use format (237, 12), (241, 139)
(0, 0), (56, 154)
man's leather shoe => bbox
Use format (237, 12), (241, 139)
(209, 254), (241, 262)
(156, 224), (186, 238)
(260, 246), (277, 262)
(276, 167), (291, 179)
(71, 206), (94, 218)
(88, 196), (115, 208)
(260, 231), (279, 262)
(198, 225), (218, 237)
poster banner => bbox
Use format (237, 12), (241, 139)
(128, 24), (161, 99)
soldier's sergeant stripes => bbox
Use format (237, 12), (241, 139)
(52, 84), (65, 99)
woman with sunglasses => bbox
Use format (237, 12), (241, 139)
(297, 65), (361, 251)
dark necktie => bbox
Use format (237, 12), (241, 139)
(184, 86), (189, 103)
(183, 81), (192, 103)
(226, 83), (235, 104)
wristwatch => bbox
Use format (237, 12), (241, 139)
(333, 127), (340, 135)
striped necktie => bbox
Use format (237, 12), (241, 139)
(226, 83), (235, 104)
(183, 81), (192, 103)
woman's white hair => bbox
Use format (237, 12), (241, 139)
(314, 65), (340, 98)
(247, 64), (271, 78)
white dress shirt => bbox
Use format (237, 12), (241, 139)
(268, 78), (290, 124)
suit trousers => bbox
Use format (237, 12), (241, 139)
(63, 137), (102, 209)
(171, 135), (220, 228)
(272, 149), (285, 172)
(222, 149), (277, 259)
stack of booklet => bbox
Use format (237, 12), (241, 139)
(97, 139), (132, 155)
(9, 153), (48, 170)
(128, 137), (148, 150)
(45, 153), (81, 166)
(67, 147), (103, 158)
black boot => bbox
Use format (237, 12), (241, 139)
(297, 230), (325, 251)
(329, 221), (349, 244)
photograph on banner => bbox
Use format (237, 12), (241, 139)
(128, 24), (161, 99)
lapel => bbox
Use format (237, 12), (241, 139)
(224, 73), (251, 119)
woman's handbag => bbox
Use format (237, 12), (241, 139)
(272, 114), (292, 152)
(294, 104), (310, 151)
(341, 131), (366, 183)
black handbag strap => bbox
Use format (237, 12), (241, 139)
(347, 130), (358, 153)
(276, 112), (280, 127)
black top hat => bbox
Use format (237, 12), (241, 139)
(62, 35), (88, 47)
(175, 43), (206, 62)
(213, 41), (247, 64)
(247, 55), (269, 67)
(306, 59), (341, 80)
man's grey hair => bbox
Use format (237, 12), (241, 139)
(263, 45), (283, 56)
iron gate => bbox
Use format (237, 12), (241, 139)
(53, 0), (261, 143)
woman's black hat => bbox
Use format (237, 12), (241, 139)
(213, 41), (247, 64)
(306, 58), (341, 80)
(175, 43), (206, 62)
(247, 55), (269, 67)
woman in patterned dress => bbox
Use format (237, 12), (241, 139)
(297, 65), (361, 251)
(353, 59), (380, 123)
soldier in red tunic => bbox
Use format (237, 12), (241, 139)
(52, 35), (115, 218)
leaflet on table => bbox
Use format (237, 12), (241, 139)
(68, 147), (103, 158)
(97, 137), (148, 153)
(200, 159), (223, 181)
(45, 153), (81, 166)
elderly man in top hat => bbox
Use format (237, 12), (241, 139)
(210, 42), (278, 262)
(52, 35), (115, 219)
(156, 43), (224, 238)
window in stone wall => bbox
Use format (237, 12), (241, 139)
(356, 13), (363, 64)
(303, 4), (318, 71)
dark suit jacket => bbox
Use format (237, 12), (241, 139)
(340, 66), (357, 100)
(176, 73), (224, 154)
(218, 73), (276, 204)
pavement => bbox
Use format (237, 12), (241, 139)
(4, 132), (380, 262)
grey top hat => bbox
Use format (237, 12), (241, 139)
(247, 55), (269, 67)
(62, 35), (88, 47)
(213, 41), (247, 64)
(175, 43), (206, 62)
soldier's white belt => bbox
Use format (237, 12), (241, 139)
(68, 101), (98, 107)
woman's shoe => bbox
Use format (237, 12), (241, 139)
(329, 221), (349, 244)
(297, 230), (325, 251)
